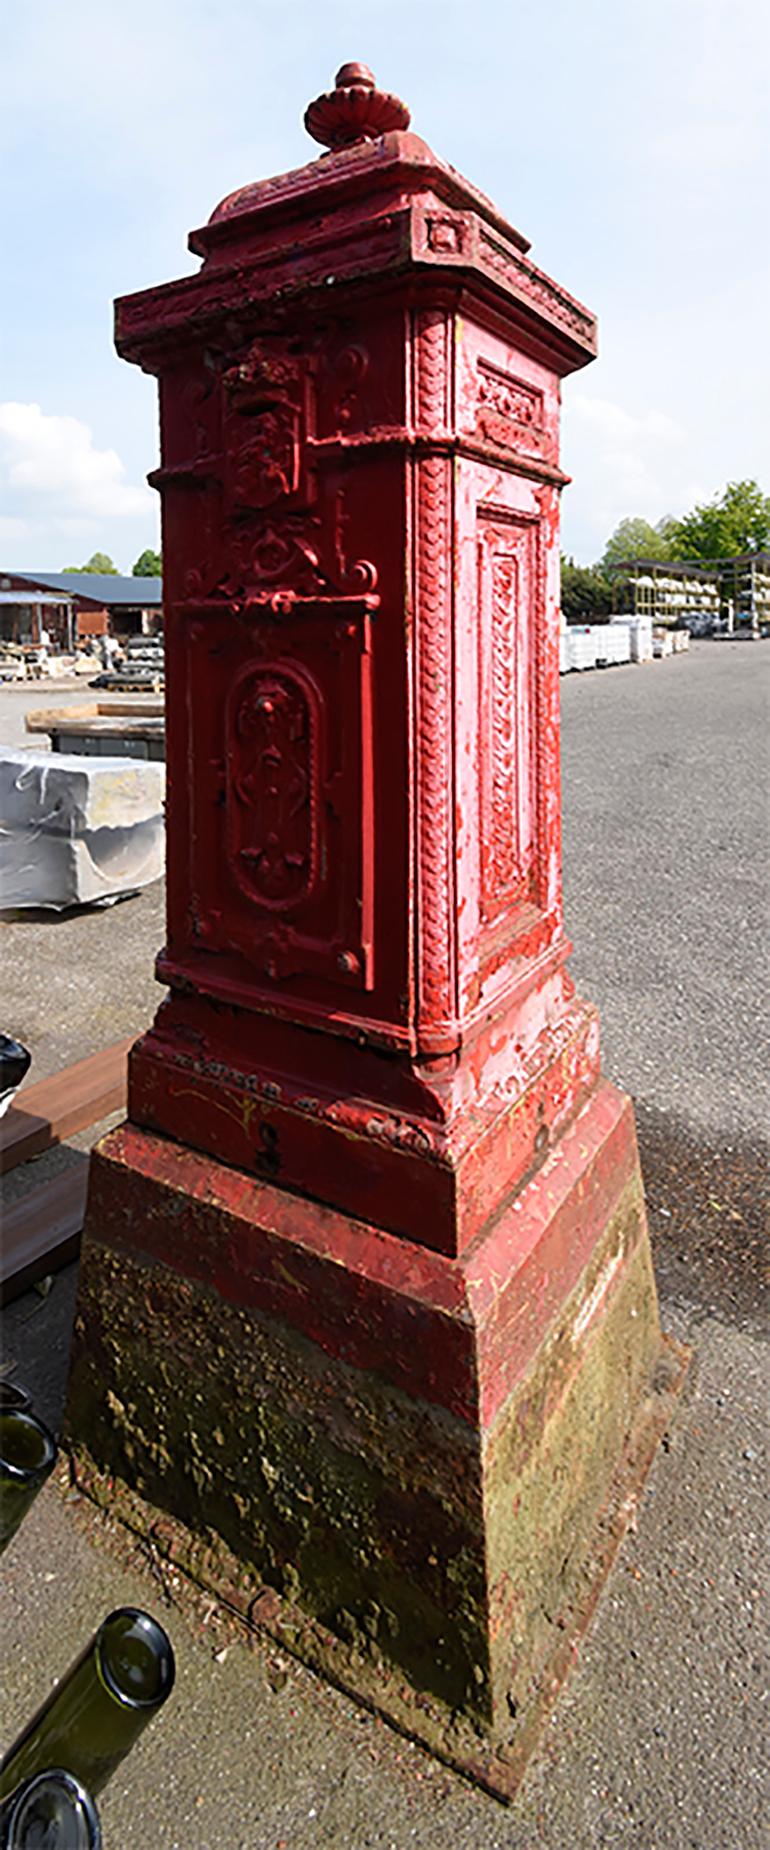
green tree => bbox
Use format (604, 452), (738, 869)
(560, 557), (612, 623)
(601, 517), (670, 571)
(62, 551), (119, 574)
(667, 480), (770, 562)
(132, 548), (162, 577)
(654, 514), (680, 554)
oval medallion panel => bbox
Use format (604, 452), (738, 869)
(226, 664), (322, 912)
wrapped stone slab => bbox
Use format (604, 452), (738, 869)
(0, 749), (164, 910)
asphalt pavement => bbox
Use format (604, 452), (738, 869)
(1, 641), (767, 1848)
(561, 641), (769, 1142)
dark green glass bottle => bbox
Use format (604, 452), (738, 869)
(0, 1385), (31, 1413)
(0, 1410), (57, 1555)
(0, 1609), (175, 1801)
(0, 1769), (101, 1849)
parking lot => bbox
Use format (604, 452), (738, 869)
(1, 640), (768, 1848)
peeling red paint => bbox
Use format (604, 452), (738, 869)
(105, 65), (600, 1254)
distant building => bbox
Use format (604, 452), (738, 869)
(0, 571), (163, 649)
(609, 553), (770, 634)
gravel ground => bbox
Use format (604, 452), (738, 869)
(0, 885), (164, 1082)
(1, 642), (768, 1848)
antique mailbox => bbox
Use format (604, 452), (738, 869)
(67, 65), (684, 1797)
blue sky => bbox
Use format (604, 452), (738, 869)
(2, 0), (767, 570)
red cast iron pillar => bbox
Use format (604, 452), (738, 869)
(114, 67), (605, 1246)
(67, 66), (685, 1798)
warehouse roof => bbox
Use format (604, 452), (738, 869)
(5, 571), (163, 605)
(0, 589), (74, 605)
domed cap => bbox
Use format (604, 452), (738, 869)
(304, 62), (411, 149)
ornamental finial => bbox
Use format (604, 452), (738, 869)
(304, 63), (411, 151)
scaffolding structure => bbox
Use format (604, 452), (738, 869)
(720, 553), (770, 630)
(610, 560), (719, 625)
(610, 552), (770, 632)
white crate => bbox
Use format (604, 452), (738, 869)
(567, 627), (597, 671)
(594, 625), (631, 666)
(611, 616), (653, 662)
(559, 632), (572, 674)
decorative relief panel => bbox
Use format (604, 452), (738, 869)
(410, 205), (472, 267)
(161, 332), (391, 608)
(478, 363), (541, 426)
(482, 548), (519, 909)
(181, 598), (375, 998)
(476, 515), (539, 930)
(227, 406), (300, 510)
(426, 215), (466, 254)
(476, 359), (545, 459)
(227, 666), (321, 911)
(222, 342), (311, 518)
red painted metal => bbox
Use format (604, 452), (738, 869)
(304, 63), (411, 148)
(66, 82), (678, 1789)
(115, 67), (598, 1259)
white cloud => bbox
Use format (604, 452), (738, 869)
(560, 392), (704, 562)
(0, 515), (30, 547)
(0, 403), (152, 522)
(566, 396), (683, 452)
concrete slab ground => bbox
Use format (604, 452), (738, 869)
(1, 642), (767, 1847)
(0, 681), (164, 1081)
(0, 681), (93, 752)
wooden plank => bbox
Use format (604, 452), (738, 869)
(1, 1159), (89, 1302)
(0, 1039), (131, 1176)
(26, 704), (96, 732)
(26, 701), (164, 734)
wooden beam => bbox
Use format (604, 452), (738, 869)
(0, 1039), (131, 1176)
(1, 1158), (89, 1302)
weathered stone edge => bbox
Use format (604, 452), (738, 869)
(64, 1332), (689, 1805)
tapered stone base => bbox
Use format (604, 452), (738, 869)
(64, 1079), (686, 1798)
